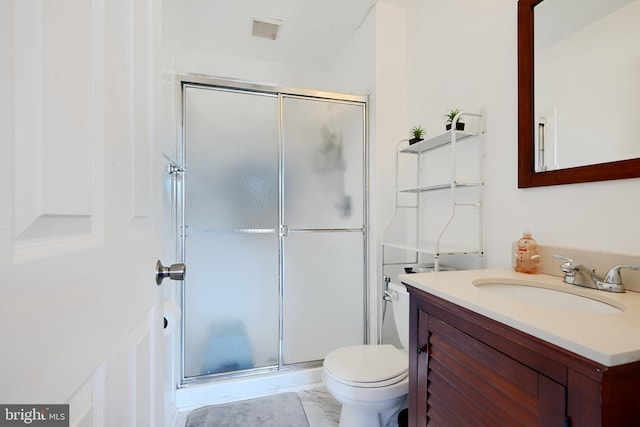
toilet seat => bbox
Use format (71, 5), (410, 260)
(323, 345), (408, 388)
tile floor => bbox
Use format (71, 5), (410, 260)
(174, 384), (341, 427)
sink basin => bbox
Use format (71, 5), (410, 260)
(473, 278), (624, 314)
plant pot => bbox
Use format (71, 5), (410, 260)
(409, 137), (424, 145)
(446, 122), (465, 131)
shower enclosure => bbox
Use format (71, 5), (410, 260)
(173, 76), (368, 383)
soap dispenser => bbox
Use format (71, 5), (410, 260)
(515, 231), (540, 274)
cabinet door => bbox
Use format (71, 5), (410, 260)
(418, 313), (566, 426)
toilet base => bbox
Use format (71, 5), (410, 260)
(339, 404), (381, 427)
(337, 394), (407, 427)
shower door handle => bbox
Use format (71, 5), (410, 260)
(155, 260), (186, 285)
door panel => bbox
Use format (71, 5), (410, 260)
(281, 96), (366, 364)
(1, 0), (162, 425)
(182, 87), (280, 378)
(183, 233), (279, 377)
(282, 96), (365, 230)
(184, 87), (279, 231)
(282, 232), (364, 364)
(13, 0), (95, 259)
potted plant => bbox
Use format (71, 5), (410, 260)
(444, 108), (465, 131)
(409, 125), (425, 145)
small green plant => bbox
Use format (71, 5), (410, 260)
(443, 108), (463, 124)
(410, 125), (425, 139)
(443, 108), (466, 131)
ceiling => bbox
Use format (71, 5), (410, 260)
(170, 0), (384, 69)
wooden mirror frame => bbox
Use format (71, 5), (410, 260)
(517, 0), (640, 188)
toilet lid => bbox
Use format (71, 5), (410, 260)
(324, 345), (408, 386)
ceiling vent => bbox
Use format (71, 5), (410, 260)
(251, 17), (282, 41)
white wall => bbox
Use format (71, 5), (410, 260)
(372, 1), (408, 344)
(396, 0), (640, 268)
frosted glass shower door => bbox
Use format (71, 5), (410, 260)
(281, 96), (366, 364)
(182, 86), (280, 378)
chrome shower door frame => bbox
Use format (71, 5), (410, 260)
(174, 74), (369, 385)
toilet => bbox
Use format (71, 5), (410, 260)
(322, 282), (410, 427)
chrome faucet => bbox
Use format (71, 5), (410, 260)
(553, 254), (640, 293)
(553, 254), (603, 287)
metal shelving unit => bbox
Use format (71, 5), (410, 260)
(382, 111), (485, 277)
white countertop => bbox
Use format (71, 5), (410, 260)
(399, 268), (640, 367)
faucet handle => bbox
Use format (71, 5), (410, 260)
(552, 254), (576, 272)
(603, 265), (640, 285)
(552, 254), (573, 262)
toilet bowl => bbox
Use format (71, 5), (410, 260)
(322, 282), (410, 427)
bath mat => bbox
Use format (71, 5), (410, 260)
(185, 392), (310, 427)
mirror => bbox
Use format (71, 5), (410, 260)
(518, 0), (640, 187)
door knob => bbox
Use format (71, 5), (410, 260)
(155, 260), (186, 285)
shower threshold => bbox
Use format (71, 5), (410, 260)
(176, 366), (323, 409)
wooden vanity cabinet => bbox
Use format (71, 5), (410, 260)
(406, 285), (640, 426)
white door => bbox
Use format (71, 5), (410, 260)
(0, 1), (164, 426)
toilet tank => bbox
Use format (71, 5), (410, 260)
(388, 282), (410, 348)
